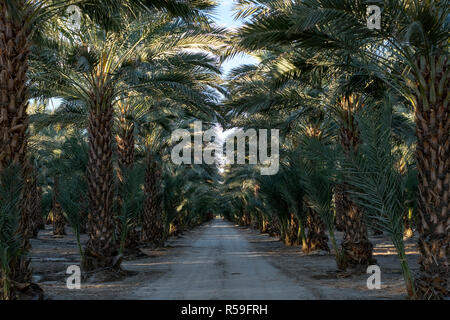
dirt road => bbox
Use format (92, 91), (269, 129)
(34, 217), (417, 299)
(131, 218), (317, 299)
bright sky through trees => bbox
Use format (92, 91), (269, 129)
(215, 1), (258, 76)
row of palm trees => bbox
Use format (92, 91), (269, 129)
(0, 0), (447, 301)
(219, 0), (448, 300)
(0, 0), (224, 300)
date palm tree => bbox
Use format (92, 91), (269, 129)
(33, 7), (224, 270)
(233, 0), (448, 299)
(140, 126), (166, 245)
(343, 95), (419, 297)
(225, 52), (373, 259)
(292, 0), (448, 300)
(1, 0), (219, 295)
(226, 38), (378, 267)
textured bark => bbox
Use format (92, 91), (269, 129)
(410, 55), (449, 299)
(18, 162), (36, 240)
(251, 186), (265, 232)
(32, 183), (44, 236)
(265, 216), (281, 237)
(333, 184), (345, 231)
(239, 209), (251, 226)
(0, 165), (34, 297)
(141, 157), (165, 246)
(115, 100), (135, 171)
(0, 0), (30, 171)
(23, 163), (44, 238)
(339, 189), (374, 269)
(169, 219), (180, 236)
(237, 206), (251, 227)
(338, 95), (374, 270)
(251, 212), (263, 231)
(302, 124), (330, 252)
(306, 208), (330, 252)
(52, 176), (66, 236)
(0, 1), (35, 298)
(260, 216), (269, 233)
(83, 108), (118, 271)
(115, 100), (138, 251)
(284, 213), (299, 246)
(46, 212), (52, 225)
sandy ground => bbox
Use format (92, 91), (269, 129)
(30, 217), (419, 299)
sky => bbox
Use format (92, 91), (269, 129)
(210, 1), (258, 164)
(213, 0), (258, 76)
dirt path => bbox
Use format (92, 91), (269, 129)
(33, 217), (418, 299)
(131, 218), (317, 299)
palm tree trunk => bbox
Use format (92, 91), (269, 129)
(302, 124), (331, 252)
(83, 107), (118, 271)
(0, 1), (35, 296)
(306, 208), (330, 252)
(52, 176), (66, 236)
(253, 212), (264, 231)
(266, 215), (281, 237)
(411, 55), (449, 299)
(240, 209), (251, 226)
(339, 188), (374, 269)
(333, 184), (346, 231)
(19, 162), (36, 240)
(141, 156), (165, 246)
(261, 215), (269, 233)
(23, 163), (43, 238)
(284, 213), (299, 246)
(115, 102), (135, 170)
(338, 95), (374, 270)
(115, 104), (139, 251)
(0, 0), (30, 171)
(33, 183), (45, 236)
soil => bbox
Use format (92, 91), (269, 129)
(30, 217), (419, 299)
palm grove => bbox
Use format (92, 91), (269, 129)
(0, 0), (448, 300)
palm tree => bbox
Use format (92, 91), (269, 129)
(0, 0), (140, 222)
(343, 95), (418, 298)
(226, 38), (377, 267)
(232, 0), (448, 297)
(1, 0), (218, 293)
(49, 132), (90, 259)
(225, 52), (371, 259)
(135, 119), (169, 245)
(141, 149), (165, 245)
(112, 17), (225, 247)
(51, 175), (66, 236)
(163, 161), (221, 233)
(21, 159), (40, 238)
(31, 16), (224, 260)
(301, 120), (330, 253)
(291, 0), (448, 300)
(33, 7), (224, 270)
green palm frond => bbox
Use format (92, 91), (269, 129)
(0, 165), (25, 299)
(341, 96), (416, 296)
